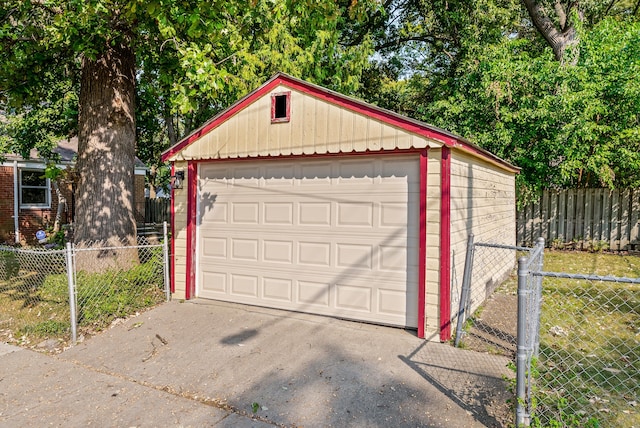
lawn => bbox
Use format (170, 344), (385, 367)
(0, 247), (166, 350)
(533, 251), (640, 427)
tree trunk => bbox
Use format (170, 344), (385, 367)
(75, 41), (137, 256)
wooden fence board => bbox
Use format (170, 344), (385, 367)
(541, 191), (549, 243)
(533, 197), (542, 244)
(620, 190), (630, 250)
(611, 190), (620, 250)
(558, 191), (566, 242)
(517, 188), (640, 250)
(575, 190), (584, 248)
(602, 190), (611, 245)
(594, 189), (603, 241)
(584, 189), (593, 242)
(566, 189), (575, 242)
(632, 190), (640, 246)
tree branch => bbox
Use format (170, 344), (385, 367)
(374, 35), (441, 51)
(554, 1), (567, 29)
(523, 0), (565, 59)
(522, 0), (581, 63)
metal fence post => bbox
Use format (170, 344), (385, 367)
(455, 233), (475, 347)
(516, 256), (530, 427)
(163, 221), (170, 302)
(65, 242), (77, 344)
(533, 237), (545, 358)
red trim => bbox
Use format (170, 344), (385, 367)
(439, 147), (452, 341)
(418, 150), (428, 339)
(185, 162), (198, 300)
(161, 73), (518, 173)
(170, 164), (176, 294)
(190, 148), (424, 165)
(271, 91), (291, 123)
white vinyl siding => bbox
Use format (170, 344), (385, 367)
(448, 150), (516, 325)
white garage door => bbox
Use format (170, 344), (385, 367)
(196, 156), (419, 328)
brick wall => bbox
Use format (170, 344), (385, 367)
(0, 167), (145, 243)
(0, 166), (15, 243)
(0, 167), (75, 244)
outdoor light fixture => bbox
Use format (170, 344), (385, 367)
(171, 170), (185, 189)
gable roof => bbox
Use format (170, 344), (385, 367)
(162, 72), (518, 172)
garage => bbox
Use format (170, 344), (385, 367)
(162, 73), (518, 340)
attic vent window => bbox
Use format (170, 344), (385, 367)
(271, 91), (291, 123)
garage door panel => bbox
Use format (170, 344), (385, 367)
(201, 201), (228, 223)
(298, 280), (330, 307)
(262, 240), (293, 264)
(337, 202), (373, 227)
(299, 202), (331, 226)
(201, 232), (416, 270)
(230, 274), (259, 297)
(263, 202), (294, 225)
(298, 241), (331, 266)
(230, 238), (259, 261)
(262, 277), (293, 302)
(336, 243), (373, 270)
(197, 156), (419, 328)
(335, 284), (372, 312)
(231, 202), (259, 224)
(202, 236), (227, 258)
(201, 272), (227, 294)
(378, 288), (409, 317)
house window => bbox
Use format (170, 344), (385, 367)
(20, 169), (50, 208)
(271, 91), (291, 123)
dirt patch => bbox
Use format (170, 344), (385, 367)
(463, 293), (518, 359)
(454, 290), (518, 427)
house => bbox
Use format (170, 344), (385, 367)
(0, 138), (147, 244)
(161, 73), (518, 340)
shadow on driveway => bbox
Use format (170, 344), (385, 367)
(57, 300), (512, 427)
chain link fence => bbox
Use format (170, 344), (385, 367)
(529, 271), (640, 427)
(458, 234), (639, 426)
(0, 247), (70, 347)
(0, 226), (170, 350)
(454, 234), (533, 351)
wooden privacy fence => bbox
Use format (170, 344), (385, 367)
(517, 188), (640, 251)
(144, 197), (170, 224)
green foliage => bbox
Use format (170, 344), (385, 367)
(1, 0), (376, 172)
(394, 16), (640, 199)
(75, 263), (165, 328)
(38, 258), (165, 331)
(18, 320), (69, 337)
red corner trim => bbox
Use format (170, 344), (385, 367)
(170, 164), (176, 294)
(439, 147), (452, 341)
(185, 161), (197, 299)
(418, 150), (428, 339)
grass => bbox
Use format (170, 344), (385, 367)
(0, 248), (166, 349)
(532, 251), (640, 427)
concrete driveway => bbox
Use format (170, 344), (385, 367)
(0, 300), (512, 427)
